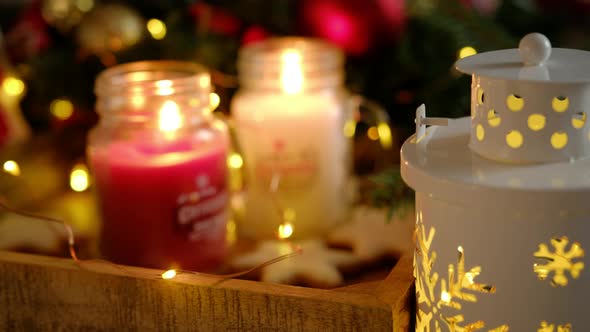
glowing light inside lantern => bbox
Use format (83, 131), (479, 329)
(458, 46), (477, 59)
(506, 130), (523, 148)
(551, 132), (568, 149)
(528, 114), (546, 131)
(161, 269), (177, 279)
(367, 126), (379, 140)
(343, 120), (356, 138)
(76, 0), (94, 12)
(280, 50), (303, 94)
(3, 160), (21, 176)
(50, 99), (74, 120)
(2, 76), (25, 97)
(476, 124), (485, 141)
(70, 164), (90, 192)
(158, 101), (182, 132)
(227, 153), (243, 169)
(377, 122), (393, 149)
(572, 113), (586, 129)
(209, 92), (220, 111)
(278, 223), (294, 239)
(147, 18), (167, 40)
(441, 290), (451, 303)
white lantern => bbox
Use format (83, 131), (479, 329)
(402, 33), (590, 330)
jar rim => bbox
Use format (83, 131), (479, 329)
(237, 37), (344, 92)
(239, 37), (343, 64)
(95, 60), (211, 97)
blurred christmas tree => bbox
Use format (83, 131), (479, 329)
(0, 0), (588, 206)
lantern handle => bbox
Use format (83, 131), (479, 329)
(415, 104), (449, 142)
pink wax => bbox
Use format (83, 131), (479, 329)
(90, 137), (229, 271)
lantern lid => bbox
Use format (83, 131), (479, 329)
(401, 116), (590, 209)
(456, 33), (590, 83)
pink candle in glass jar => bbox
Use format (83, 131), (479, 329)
(89, 61), (229, 271)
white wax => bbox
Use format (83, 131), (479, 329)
(232, 91), (351, 239)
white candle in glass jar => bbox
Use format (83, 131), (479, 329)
(232, 39), (351, 240)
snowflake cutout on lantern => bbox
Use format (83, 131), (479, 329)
(414, 221), (509, 332)
(533, 236), (585, 287)
(538, 321), (572, 332)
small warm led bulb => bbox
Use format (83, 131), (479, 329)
(161, 269), (177, 279)
(147, 18), (167, 40)
(458, 46), (477, 59)
(278, 223), (294, 239)
(227, 153), (244, 169)
(2, 76), (25, 97)
(3, 160), (21, 176)
(50, 99), (74, 120)
(209, 92), (220, 111)
(70, 164), (90, 192)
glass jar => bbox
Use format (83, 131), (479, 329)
(231, 38), (352, 240)
(89, 61), (230, 271)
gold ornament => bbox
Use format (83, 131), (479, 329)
(76, 3), (144, 54)
(533, 236), (584, 287)
(42, 0), (95, 32)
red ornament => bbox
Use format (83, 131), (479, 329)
(189, 3), (242, 36)
(300, 0), (406, 55)
(241, 25), (271, 45)
(5, 3), (51, 62)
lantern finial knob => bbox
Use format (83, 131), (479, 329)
(519, 33), (552, 66)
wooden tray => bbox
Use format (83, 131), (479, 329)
(0, 250), (414, 331)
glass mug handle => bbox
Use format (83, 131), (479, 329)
(348, 95), (393, 150)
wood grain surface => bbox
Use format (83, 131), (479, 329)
(0, 250), (413, 331)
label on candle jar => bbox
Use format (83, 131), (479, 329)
(176, 173), (228, 241)
(254, 142), (319, 192)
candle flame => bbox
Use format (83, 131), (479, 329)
(158, 100), (183, 132)
(70, 164), (90, 192)
(3, 160), (21, 176)
(280, 50), (303, 94)
(161, 269), (177, 279)
(278, 223), (294, 239)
